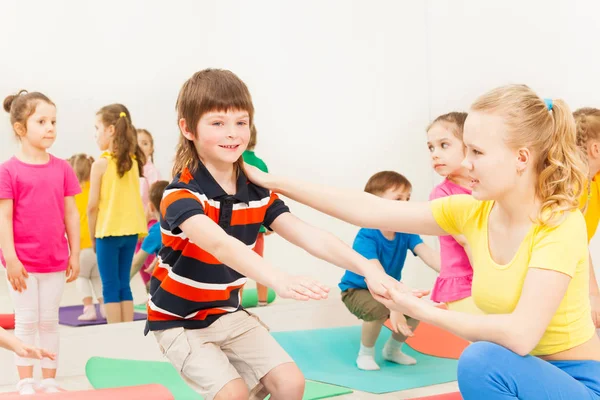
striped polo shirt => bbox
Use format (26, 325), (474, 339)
(144, 162), (289, 334)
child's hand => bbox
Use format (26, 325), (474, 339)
(373, 283), (436, 319)
(66, 254), (80, 283)
(364, 270), (399, 299)
(12, 341), (56, 361)
(591, 294), (600, 328)
(390, 311), (413, 337)
(244, 163), (273, 190)
(6, 258), (28, 292)
(272, 273), (329, 301)
(144, 258), (158, 275)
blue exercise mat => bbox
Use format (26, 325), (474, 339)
(272, 325), (458, 394)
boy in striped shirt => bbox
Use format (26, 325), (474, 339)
(148, 68), (397, 400)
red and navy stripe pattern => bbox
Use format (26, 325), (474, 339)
(145, 163), (289, 333)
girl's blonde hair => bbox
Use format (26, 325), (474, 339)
(573, 107), (600, 151)
(471, 84), (587, 226)
(137, 128), (155, 162)
(97, 104), (146, 178)
(173, 69), (254, 177)
(426, 112), (468, 140)
(68, 153), (94, 183)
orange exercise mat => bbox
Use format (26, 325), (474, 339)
(0, 314), (15, 329)
(409, 392), (462, 400)
(0, 384), (173, 399)
(384, 308), (469, 360)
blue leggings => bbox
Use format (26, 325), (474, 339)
(96, 235), (138, 304)
(458, 341), (600, 399)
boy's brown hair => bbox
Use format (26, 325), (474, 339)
(149, 180), (169, 212)
(173, 69), (254, 177)
(364, 171), (411, 195)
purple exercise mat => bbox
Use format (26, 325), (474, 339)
(58, 304), (146, 327)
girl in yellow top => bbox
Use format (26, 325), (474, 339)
(574, 107), (600, 328)
(246, 85), (600, 399)
(88, 104), (147, 324)
(68, 154), (104, 321)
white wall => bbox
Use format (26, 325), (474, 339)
(1, 0), (600, 291)
(0, 0), (433, 290)
(426, 0), (600, 277)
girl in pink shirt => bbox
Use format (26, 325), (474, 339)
(427, 112), (482, 314)
(0, 91), (81, 394)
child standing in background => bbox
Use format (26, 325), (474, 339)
(427, 112), (481, 314)
(130, 180), (169, 292)
(135, 128), (162, 288)
(573, 107), (600, 328)
(339, 171), (440, 371)
(0, 91), (80, 394)
(88, 104), (147, 324)
(137, 128), (161, 185)
(68, 154), (105, 321)
(242, 124), (272, 306)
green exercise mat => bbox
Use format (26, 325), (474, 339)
(241, 288), (276, 308)
(86, 357), (352, 400)
(272, 326), (459, 394)
(134, 303), (147, 312)
(134, 288), (275, 313)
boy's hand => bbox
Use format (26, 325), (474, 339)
(272, 273), (329, 301)
(390, 311), (414, 337)
(13, 341), (56, 360)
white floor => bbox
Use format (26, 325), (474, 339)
(0, 271), (458, 399)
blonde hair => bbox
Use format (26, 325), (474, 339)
(574, 108), (600, 151)
(68, 153), (94, 183)
(427, 112), (468, 140)
(173, 69), (254, 177)
(471, 84), (587, 226)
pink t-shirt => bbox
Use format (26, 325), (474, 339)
(429, 179), (473, 303)
(0, 155), (81, 273)
(140, 161), (161, 211)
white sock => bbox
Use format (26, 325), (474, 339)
(40, 378), (60, 393)
(16, 378), (36, 395)
(356, 343), (380, 370)
(383, 338), (417, 365)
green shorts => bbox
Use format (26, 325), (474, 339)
(341, 288), (391, 321)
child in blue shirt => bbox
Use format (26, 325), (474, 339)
(130, 180), (169, 290)
(340, 171), (440, 371)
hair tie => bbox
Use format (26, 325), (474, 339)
(544, 98), (553, 111)
(119, 112), (127, 118)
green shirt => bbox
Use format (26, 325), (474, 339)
(243, 150), (269, 233)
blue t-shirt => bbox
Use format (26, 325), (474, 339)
(338, 228), (423, 292)
(141, 222), (161, 256)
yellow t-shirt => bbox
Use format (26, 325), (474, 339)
(578, 173), (600, 242)
(75, 181), (92, 250)
(431, 195), (595, 356)
(95, 152), (147, 239)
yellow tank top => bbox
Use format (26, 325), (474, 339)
(75, 181), (92, 249)
(95, 152), (147, 238)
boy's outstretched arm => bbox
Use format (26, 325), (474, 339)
(180, 214), (329, 301)
(270, 213), (418, 297)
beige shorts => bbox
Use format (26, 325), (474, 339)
(154, 310), (294, 400)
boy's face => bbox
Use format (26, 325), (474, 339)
(377, 185), (411, 202)
(192, 109), (251, 166)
